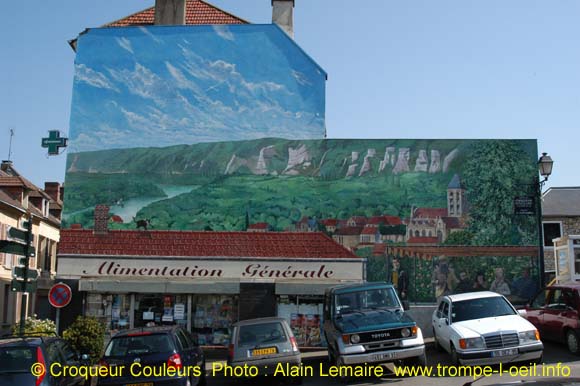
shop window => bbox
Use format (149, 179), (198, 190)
(192, 295), (237, 346)
(134, 294), (188, 329)
(277, 295), (324, 347)
(85, 294), (131, 335)
(543, 222), (562, 247)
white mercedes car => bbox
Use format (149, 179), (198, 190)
(432, 291), (543, 365)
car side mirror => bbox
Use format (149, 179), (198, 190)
(517, 309), (527, 318)
(402, 300), (410, 311)
(444, 317), (449, 325)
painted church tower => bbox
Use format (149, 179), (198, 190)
(447, 174), (465, 217)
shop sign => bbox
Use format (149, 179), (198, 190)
(514, 196), (535, 215)
(58, 258), (363, 282)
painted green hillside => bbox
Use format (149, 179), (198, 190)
(63, 138), (538, 243)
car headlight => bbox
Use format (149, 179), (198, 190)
(459, 337), (484, 350)
(350, 334), (360, 344)
(401, 326), (417, 338)
(519, 330), (540, 344)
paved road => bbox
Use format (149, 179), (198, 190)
(204, 341), (580, 386)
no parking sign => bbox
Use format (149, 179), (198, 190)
(48, 283), (72, 308)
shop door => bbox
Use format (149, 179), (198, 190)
(239, 283), (276, 321)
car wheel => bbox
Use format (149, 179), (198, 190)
(566, 330), (580, 355)
(328, 347), (335, 365)
(433, 329), (442, 352)
(334, 354), (350, 384)
(288, 376), (303, 385)
(450, 343), (459, 365)
(194, 361), (207, 386)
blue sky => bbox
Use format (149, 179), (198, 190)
(1, 0), (579, 188)
(70, 25), (325, 152)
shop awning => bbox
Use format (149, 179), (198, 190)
(78, 279), (239, 294)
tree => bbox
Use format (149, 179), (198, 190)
(443, 230), (474, 245)
(462, 140), (537, 245)
(63, 316), (106, 365)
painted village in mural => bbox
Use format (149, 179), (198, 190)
(63, 25), (542, 303)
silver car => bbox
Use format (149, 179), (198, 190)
(228, 317), (301, 384)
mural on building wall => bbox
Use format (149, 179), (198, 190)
(63, 138), (539, 301)
(68, 24), (326, 153)
(64, 25), (541, 303)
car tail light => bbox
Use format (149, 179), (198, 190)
(290, 336), (299, 352)
(228, 344), (234, 361)
(167, 353), (183, 369)
(98, 359), (109, 368)
(36, 347), (46, 386)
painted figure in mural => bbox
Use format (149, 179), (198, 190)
(391, 257), (409, 300)
(433, 257), (459, 298)
(455, 271), (473, 293)
(473, 271), (488, 291)
(511, 267), (538, 301)
(489, 267), (511, 296)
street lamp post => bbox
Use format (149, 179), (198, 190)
(537, 152), (554, 288)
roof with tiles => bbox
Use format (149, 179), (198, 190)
(413, 208), (448, 219)
(59, 230), (359, 259)
(407, 237), (439, 244)
(106, 0), (247, 27)
(334, 226), (363, 236)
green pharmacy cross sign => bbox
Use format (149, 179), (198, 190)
(41, 130), (68, 155)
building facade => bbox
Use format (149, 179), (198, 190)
(57, 207), (363, 346)
(0, 161), (61, 332)
(542, 187), (580, 276)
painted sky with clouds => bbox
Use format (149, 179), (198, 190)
(69, 24), (326, 152)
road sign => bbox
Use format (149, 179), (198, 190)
(48, 283), (72, 308)
(12, 267), (38, 280)
(8, 226), (33, 243)
(0, 240), (35, 257)
(11, 279), (37, 293)
(41, 130), (68, 156)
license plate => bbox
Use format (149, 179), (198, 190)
(252, 347), (277, 356)
(372, 352), (395, 361)
(491, 348), (518, 357)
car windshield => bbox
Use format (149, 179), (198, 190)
(237, 322), (287, 347)
(335, 287), (400, 315)
(452, 296), (516, 323)
(104, 333), (175, 357)
(0, 347), (36, 373)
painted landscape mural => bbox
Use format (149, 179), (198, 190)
(65, 25), (541, 303)
(63, 138), (540, 302)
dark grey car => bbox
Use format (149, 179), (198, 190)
(0, 336), (88, 386)
(228, 317), (301, 384)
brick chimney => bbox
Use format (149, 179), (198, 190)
(155, 0), (186, 25)
(272, 0), (294, 38)
(44, 182), (61, 202)
(94, 205), (110, 235)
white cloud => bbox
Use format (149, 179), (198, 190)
(212, 25), (235, 41)
(138, 26), (162, 44)
(75, 64), (120, 92)
(116, 37), (134, 54)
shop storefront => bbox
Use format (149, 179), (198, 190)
(57, 229), (363, 346)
